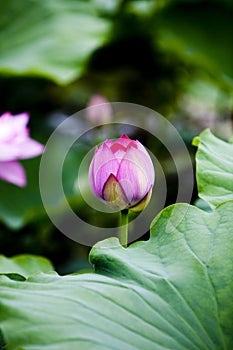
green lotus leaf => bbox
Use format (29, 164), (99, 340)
(0, 201), (232, 349)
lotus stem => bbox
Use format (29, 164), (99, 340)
(119, 209), (128, 248)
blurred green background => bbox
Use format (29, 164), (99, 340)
(0, 0), (232, 274)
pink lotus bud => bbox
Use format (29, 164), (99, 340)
(89, 135), (154, 211)
(0, 112), (44, 187)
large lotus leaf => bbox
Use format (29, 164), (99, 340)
(193, 129), (233, 208)
(0, 0), (110, 84)
(0, 201), (232, 349)
(157, 1), (233, 83)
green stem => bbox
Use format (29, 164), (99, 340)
(119, 209), (128, 248)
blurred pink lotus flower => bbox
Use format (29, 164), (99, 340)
(0, 112), (44, 187)
(86, 94), (112, 124)
(89, 135), (154, 211)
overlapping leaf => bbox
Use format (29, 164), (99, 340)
(0, 254), (53, 279)
(193, 129), (233, 207)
